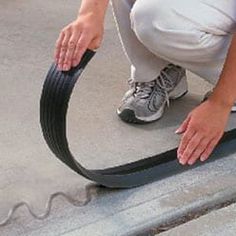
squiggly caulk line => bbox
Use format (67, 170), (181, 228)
(0, 184), (99, 227)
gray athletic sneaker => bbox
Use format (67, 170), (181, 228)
(203, 90), (236, 112)
(117, 64), (188, 124)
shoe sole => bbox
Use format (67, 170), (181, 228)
(117, 90), (188, 124)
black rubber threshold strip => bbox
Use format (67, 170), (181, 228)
(40, 49), (236, 189)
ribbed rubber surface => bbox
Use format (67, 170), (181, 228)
(40, 49), (236, 188)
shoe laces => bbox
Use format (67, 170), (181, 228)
(134, 81), (156, 99)
(156, 64), (178, 107)
(133, 64), (179, 106)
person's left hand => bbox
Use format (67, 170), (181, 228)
(175, 99), (231, 165)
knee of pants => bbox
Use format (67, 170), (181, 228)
(130, 0), (225, 63)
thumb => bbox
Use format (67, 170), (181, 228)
(175, 115), (191, 134)
(89, 37), (102, 50)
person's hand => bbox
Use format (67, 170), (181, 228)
(175, 99), (231, 165)
(54, 13), (104, 71)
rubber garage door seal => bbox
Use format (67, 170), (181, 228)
(40, 49), (236, 189)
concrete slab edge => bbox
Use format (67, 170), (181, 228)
(55, 186), (236, 236)
(126, 187), (236, 236)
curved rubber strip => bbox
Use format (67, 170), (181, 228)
(40, 49), (236, 188)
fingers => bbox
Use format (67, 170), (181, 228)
(186, 137), (210, 165)
(200, 137), (220, 162)
(178, 132), (201, 165)
(56, 30), (93, 71)
(63, 32), (80, 70)
(177, 127), (222, 166)
(175, 116), (191, 134)
(71, 32), (89, 67)
(177, 128), (195, 160)
(71, 36), (100, 67)
(175, 100), (228, 166)
(54, 18), (104, 71)
(58, 32), (71, 70)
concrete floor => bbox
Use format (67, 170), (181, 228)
(160, 203), (236, 236)
(0, 1), (236, 235)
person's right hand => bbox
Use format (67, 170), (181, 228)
(54, 13), (104, 71)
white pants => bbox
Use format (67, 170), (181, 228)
(111, 0), (236, 85)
